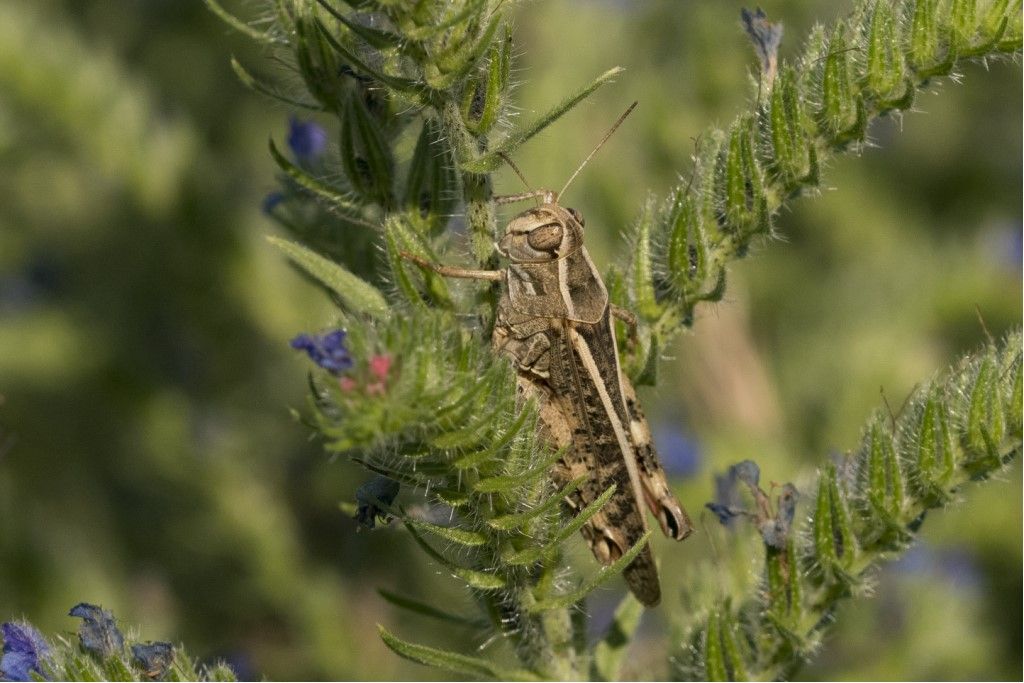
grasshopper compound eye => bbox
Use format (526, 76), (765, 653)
(527, 223), (563, 251)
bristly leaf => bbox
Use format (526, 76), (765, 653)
(462, 67), (625, 173)
(676, 332), (1021, 680)
(268, 138), (369, 218)
(204, 0), (282, 44)
(230, 56), (323, 110)
(267, 236), (389, 319)
(378, 626), (542, 681)
(529, 531), (653, 612)
(404, 523), (506, 590)
(376, 589), (484, 628)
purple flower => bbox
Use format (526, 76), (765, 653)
(290, 330), (353, 375)
(1, 622), (50, 681)
(740, 8), (783, 80)
(68, 603), (124, 660)
(706, 464), (745, 526)
(287, 116), (328, 162)
(261, 191), (285, 215)
(654, 427), (702, 477)
(732, 460), (760, 487)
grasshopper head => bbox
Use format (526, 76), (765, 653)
(497, 200), (585, 263)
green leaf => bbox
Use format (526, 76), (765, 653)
(268, 139), (369, 218)
(528, 530), (653, 612)
(314, 18), (426, 96)
(916, 396), (939, 479)
(720, 609), (748, 681)
(267, 236), (389, 319)
(866, 422), (887, 512)
(865, 0), (904, 100)
(473, 446), (564, 493)
(405, 519), (488, 547)
(950, 0), (978, 52)
(404, 523), (506, 590)
(818, 24), (857, 138)
(487, 476), (587, 531)
(204, 0), (281, 44)
(630, 200), (661, 320)
(502, 484), (616, 565)
(378, 626), (541, 681)
(553, 484), (616, 544)
(405, 0), (488, 41)
(431, 13), (502, 88)
(590, 592), (644, 681)
(453, 405), (533, 470)
(376, 589), (483, 627)
(813, 471), (838, 568)
(703, 610), (727, 681)
(666, 192), (699, 291)
(230, 57), (322, 110)
(382, 215), (452, 307)
(430, 403), (505, 450)
(463, 67), (625, 173)
(981, 0), (1011, 42)
(403, 118), (457, 235)
(885, 424), (905, 516)
(339, 92), (396, 207)
(826, 463), (857, 563)
(313, 0), (403, 49)
(967, 356), (994, 452)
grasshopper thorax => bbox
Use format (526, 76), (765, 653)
(497, 196), (586, 264)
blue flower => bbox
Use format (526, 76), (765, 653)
(654, 426), (702, 477)
(290, 330), (353, 375)
(287, 116), (328, 162)
(1, 622), (50, 681)
(261, 191), (285, 215)
(68, 603), (124, 660)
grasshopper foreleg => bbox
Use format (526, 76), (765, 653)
(399, 252), (504, 282)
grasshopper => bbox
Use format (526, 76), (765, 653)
(404, 104), (693, 606)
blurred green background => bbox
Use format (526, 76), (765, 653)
(0, 0), (1019, 679)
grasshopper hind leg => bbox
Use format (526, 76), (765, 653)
(619, 374), (695, 541)
(518, 374), (663, 607)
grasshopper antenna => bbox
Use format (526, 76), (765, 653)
(498, 152), (541, 207)
(558, 100), (638, 200)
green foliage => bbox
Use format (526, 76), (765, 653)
(620, 0), (1021, 376)
(673, 332), (1022, 680)
(2, 615), (236, 682)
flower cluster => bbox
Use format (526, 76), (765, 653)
(0, 603), (181, 682)
(1, 622), (49, 681)
(290, 329), (394, 396)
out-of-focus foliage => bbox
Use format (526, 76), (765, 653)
(676, 332), (1020, 680)
(1, 604), (236, 681)
(0, 0), (1019, 681)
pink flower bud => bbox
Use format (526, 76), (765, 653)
(369, 354), (392, 382)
